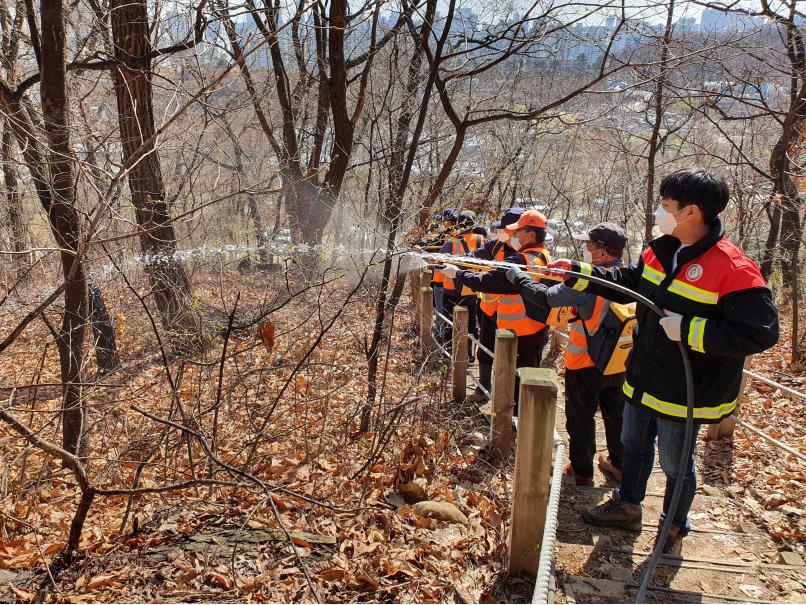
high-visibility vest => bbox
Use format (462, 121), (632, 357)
(479, 242), (508, 317)
(566, 296), (607, 370)
(443, 233), (485, 292)
(496, 245), (552, 336)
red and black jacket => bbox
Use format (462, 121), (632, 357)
(564, 219), (778, 423)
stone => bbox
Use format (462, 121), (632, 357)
(396, 481), (428, 504)
(779, 551), (806, 566)
(412, 501), (468, 525)
(466, 431), (486, 448)
(701, 484), (721, 497)
(568, 576), (626, 601)
(602, 564), (634, 582)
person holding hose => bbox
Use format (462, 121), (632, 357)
(439, 210), (486, 358)
(506, 222), (629, 487)
(466, 207), (525, 402)
(440, 209), (553, 414)
(547, 169), (779, 555)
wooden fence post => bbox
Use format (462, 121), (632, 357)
(707, 356), (752, 441)
(509, 367), (558, 576)
(451, 306), (468, 401)
(419, 284), (434, 352)
(490, 329), (518, 459)
(410, 268), (423, 324)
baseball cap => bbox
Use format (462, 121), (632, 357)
(491, 207), (524, 229)
(506, 209), (548, 231)
(441, 208), (458, 223)
(573, 221), (627, 250)
(458, 210), (476, 227)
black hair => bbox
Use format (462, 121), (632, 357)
(659, 169), (729, 224)
(523, 226), (546, 244)
(602, 244), (624, 258)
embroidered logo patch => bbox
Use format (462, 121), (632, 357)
(686, 264), (704, 282)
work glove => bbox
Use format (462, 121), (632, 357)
(440, 264), (460, 279)
(506, 266), (523, 283)
(659, 310), (683, 342)
(546, 259), (575, 280)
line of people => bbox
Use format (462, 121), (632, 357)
(415, 169), (779, 556)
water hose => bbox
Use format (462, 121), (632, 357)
(549, 267), (695, 604)
(414, 251), (695, 603)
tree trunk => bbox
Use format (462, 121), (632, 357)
(40, 0), (88, 456)
(1, 122), (28, 280)
(760, 201), (781, 279)
(108, 0), (201, 347)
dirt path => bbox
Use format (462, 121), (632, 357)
(463, 349), (806, 603)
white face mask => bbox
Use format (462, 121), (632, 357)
(583, 248), (594, 264)
(654, 204), (690, 236)
(510, 236), (521, 251)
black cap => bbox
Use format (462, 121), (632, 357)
(573, 221), (627, 250)
(491, 207), (525, 229)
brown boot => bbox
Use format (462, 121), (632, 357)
(564, 463), (594, 487)
(581, 489), (643, 531)
(598, 454), (623, 483)
(654, 521), (683, 556)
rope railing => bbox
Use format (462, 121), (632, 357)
(436, 310), (453, 326)
(532, 433), (567, 605)
(742, 369), (806, 402)
(468, 333), (494, 359)
(733, 416), (806, 462)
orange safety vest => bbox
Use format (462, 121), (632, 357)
(479, 241), (508, 317)
(565, 296), (608, 370)
(496, 245), (552, 336)
(443, 232), (485, 292)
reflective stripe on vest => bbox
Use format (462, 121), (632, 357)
(479, 242), (507, 316)
(565, 296), (607, 370)
(496, 246), (552, 336)
(443, 233), (483, 291)
(641, 253), (719, 305)
(622, 379), (737, 421)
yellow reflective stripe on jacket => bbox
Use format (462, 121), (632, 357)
(687, 317), (707, 353)
(668, 280), (719, 305)
(572, 262), (592, 291)
(622, 380), (737, 420)
(641, 264), (665, 285)
(641, 264), (718, 305)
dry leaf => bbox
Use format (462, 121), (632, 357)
(257, 321), (275, 352)
(10, 585), (34, 603)
(206, 571), (233, 590)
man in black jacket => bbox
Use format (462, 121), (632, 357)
(547, 169), (778, 555)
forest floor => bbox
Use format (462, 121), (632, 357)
(0, 265), (804, 603)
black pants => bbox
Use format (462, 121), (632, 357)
(513, 327), (549, 415)
(477, 310), (497, 367)
(564, 366), (625, 478)
(443, 292), (479, 358)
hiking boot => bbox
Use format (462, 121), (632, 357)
(654, 521), (683, 556)
(598, 454), (623, 483)
(581, 489), (643, 531)
(467, 390), (489, 403)
(564, 463), (594, 487)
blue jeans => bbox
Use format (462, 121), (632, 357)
(618, 402), (700, 536)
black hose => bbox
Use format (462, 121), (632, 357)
(556, 268), (695, 604)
